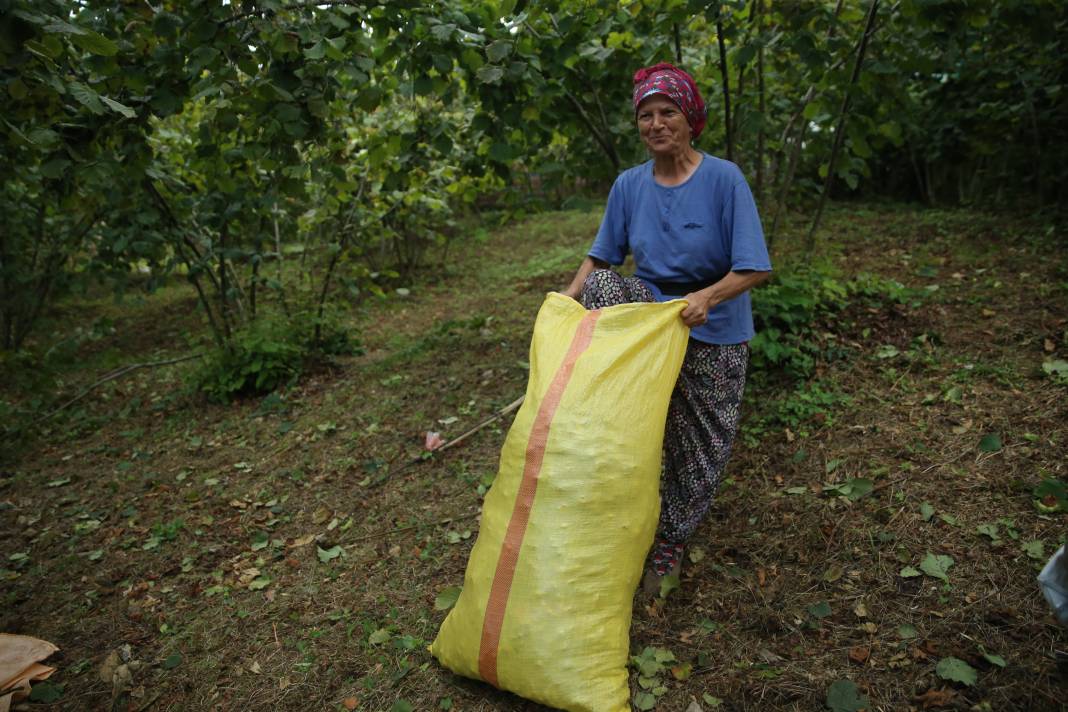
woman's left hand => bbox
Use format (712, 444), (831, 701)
(680, 290), (714, 327)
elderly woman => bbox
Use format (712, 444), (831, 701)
(560, 63), (772, 593)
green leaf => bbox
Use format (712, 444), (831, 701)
(919, 552), (954, 582)
(69, 82), (105, 114)
(486, 40), (512, 62)
(251, 532), (269, 551)
(978, 433), (1002, 453)
(897, 624), (919, 639)
(936, 656), (977, 686)
(1022, 540), (1045, 560)
(434, 585), (462, 611)
(248, 576), (271, 590)
(1042, 359), (1068, 381)
(633, 691), (657, 710)
(808, 601), (832, 618)
(28, 682), (63, 703)
(702, 693), (723, 707)
(101, 95), (136, 118)
(391, 701), (414, 712)
(825, 679), (868, 712)
(920, 502), (935, 521)
(368, 628), (391, 645)
(69, 30), (119, 56)
(161, 653), (182, 670)
(317, 545), (343, 563)
(476, 65), (504, 84)
(899, 566), (921, 578)
(653, 648), (676, 663)
(844, 477), (873, 501)
(658, 573), (679, 599)
(982, 651), (1006, 668)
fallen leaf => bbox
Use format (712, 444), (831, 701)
(312, 508), (331, 525)
(914, 687), (955, 709)
(343, 697), (359, 710)
(434, 586), (462, 611)
(852, 601), (868, 618)
(848, 646), (870, 664)
(1045, 337), (1056, 353)
(936, 656), (977, 686)
(920, 552), (955, 582)
(826, 679), (869, 712)
(249, 661), (262, 674)
(978, 433), (1002, 453)
(288, 534), (316, 548)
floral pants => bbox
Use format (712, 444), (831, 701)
(580, 269), (748, 550)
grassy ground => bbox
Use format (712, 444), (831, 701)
(2, 203), (1067, 711)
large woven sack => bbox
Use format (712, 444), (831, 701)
(431, 293), (689, 711)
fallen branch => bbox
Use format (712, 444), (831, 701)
(33, 353), (204, 425)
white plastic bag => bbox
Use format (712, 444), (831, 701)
(1038, 543), (1068, 626)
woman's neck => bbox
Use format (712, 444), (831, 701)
(652, 146), (702, 186)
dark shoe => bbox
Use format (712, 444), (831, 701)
(642, 539), (684, 596)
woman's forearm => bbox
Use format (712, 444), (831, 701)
(701, 270), (771, 309)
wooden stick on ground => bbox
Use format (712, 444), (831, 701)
(32, 353), (204, 425)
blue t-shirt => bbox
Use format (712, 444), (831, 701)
(588, 153), (772, 345)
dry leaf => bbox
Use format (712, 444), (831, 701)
(1044, 338), (1056, 353)
(249, 661), (262, 675)
(848, 646), (870, 664)
(288, 533), (316, 548)
(312, 508), (331, 525)
(343, 697), (360, 711)
(852, 601), (869, 618)
(914, 687), (955, 709)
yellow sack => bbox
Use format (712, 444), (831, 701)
(431, 293), (688, 712)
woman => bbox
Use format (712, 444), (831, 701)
(560, 63), (772, 593)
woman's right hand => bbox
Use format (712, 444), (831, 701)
(559, 285), (582, 300)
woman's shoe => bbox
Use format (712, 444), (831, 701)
(642, 540), (684, 596)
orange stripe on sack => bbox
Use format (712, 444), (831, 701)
(477, 309), (601, 687)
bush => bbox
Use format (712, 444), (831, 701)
(749, 267), (912, 382)
(193, 311), (361, 402)
(195, 321), (305, 403)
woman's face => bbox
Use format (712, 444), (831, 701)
(636, 95), (691, 157)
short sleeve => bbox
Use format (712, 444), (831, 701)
(723, 179), (772, 272)
(588, 176), (629, 266)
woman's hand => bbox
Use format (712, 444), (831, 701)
(559, 284), (582, 301)
(680, 290), (714, 327)
(680, 271), (772, 327)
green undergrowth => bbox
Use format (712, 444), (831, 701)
(744, 266), (919, 443)
(193, 310), (362, 402)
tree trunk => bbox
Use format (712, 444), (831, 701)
(218, 221), (233, 344)
(716, 11), (733, 162)
(673, 22), (682, 64)
(755, 0), (765, 203)
(807, 0), (880, 248)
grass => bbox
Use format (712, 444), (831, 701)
(1, 203), (1067, 710)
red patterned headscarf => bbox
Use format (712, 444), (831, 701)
(632, 62), (706, 139)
